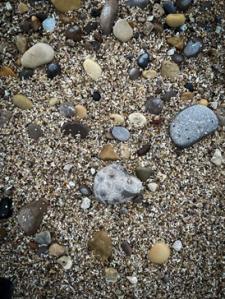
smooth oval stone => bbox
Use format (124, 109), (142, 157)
(166, 13), (186, 27)
(137, 52), (150, 69)
(46, 63), (61, 79)
(111, 126), (130, 141)
(19, 68), (34, 80)
(83, 58), (102, 80)
(21, 43), (54, 69)
(0, 197), (13, 219)
(163, 1), (177, 14)
(51, 0), (81, 12)
(170, 105), (219, 148)
(27, 123), (43, 140)
(42, 17), (56, 32)
(113, 19), (133, 42)
(13, 94), (33, 110)
(100, 0), (118, 35)
(183, 39), (203, 58)
(126, 0), (149, 8)
(145, 97), (163, 115)
(176, 0), (192, 11)
(128, 68), (141, 80)
(62, 121), (89, 139)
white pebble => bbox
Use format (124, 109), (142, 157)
(90, 168), (96, 175)
(211, 149), (224, 166)
(81, 197), (91, 210)
(113, 19), (133, 42)
(167, 48), (176, 56)
(127, 276), (138, 284)
(172, 240), (183, 251)
(57, 256), (73, 270)
(83, 58), (102, 81)
(128, 112), (147, 128)
(147, 182), (158, 192)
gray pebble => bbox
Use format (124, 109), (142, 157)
(35, 231), (51, 245)
(183, 39), (203, 58)
(128, 68), (141, 80)
(27, 123), (43, 141)
(59, 103), (75, 118)
(100, 0), (118, 35)
(145, 97), (163, 115)
(112, 126), (130, 141)
(170, 105), (219, 148)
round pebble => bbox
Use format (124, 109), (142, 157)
(148, 242), (171, 264)
(83, 58), (102, 81)
(111, 126), (130, 141)
(128, 68), (141, 80)
(46, 63), (61, 79)
(113, 19), (133, 42)
(128, 112), (147, 128)
(92, 90), (101, 101)
(137, 52), (150, 69)
(145, 97), (163, 115)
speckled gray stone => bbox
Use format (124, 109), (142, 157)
(112, 126), (130, 141)
(170, 105), (219, 148)
(183, 39), (203, 58)
(94, 164), (143, 204)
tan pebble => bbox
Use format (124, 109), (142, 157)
(167, 36), (184, 50)
(128, 112), (147, 128)
(199, 99), (209, 106)
(51, 0), (80, 12)
(142, 69), (157, 79)
(18, 2), (29, 13)
(31, 16), (41, 31)
(161, 60), (180, 80)
(166, 14), (186, 28)
(152, 3), (164, 18)
(88, 230), (112, 261)
(83, 58), (102, 81)
(13, 94), (33, 110)
(15, 35), (28, 54)
(57, 256), (73, 270)
(49, 97), (60, 106)
(109, 113), (125, 125)
(181, 92), (193, 101)
(49, 243), (66, 257)
(0, 66), (16, 77)
(75, 104), (87, 119)
(148, 242), (170, 264)
(99, 144), (119, 161)
(120, 144), (130, 160)
(113, 19), (133, 42)
(105, 267), (119, 283)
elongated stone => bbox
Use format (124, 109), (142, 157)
(100, 0), (118, 35)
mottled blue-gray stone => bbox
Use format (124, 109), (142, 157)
(126, 0), (149, 8)
(170, 105), (218, 148)
(112, 126), (130, 141)
(183, 39), (203, 58)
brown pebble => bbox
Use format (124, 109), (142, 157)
(0, 66), (16, 77)
(121, 240), (132, 256)
(148, 242), (170, 264)
(99, 144), (119, 161)
(88, 230), (112, 261)
(49, 243), (66, 257)
(181, 91), (194, 101)
(167, 36), (184, 50)
(75, 104), (87, 119)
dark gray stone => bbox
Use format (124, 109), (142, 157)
(62, 121), (89, 139)
(27, 123), (43, 141)
(176, 0), (193, 11)
(183, 39), (203, 58)
(128, 68), (141, 80)
(126, 0), (149, 9)
(112, 126), (130, 141)
(145, 97), (163, 114)
(100, 0), (118, 35)
(170, 105), (219, 148)
(35, 231), (51, 245)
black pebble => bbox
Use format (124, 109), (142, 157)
(176, 0), (193, 11)
(0, 278), (13, 299)
(184, 82), (194, 92)
(171, 53), (184, 64)
(62, 122), (89, 139)
(0, 197), (13, 220)
(163, 1), (177, 14)
(90, 7), (101, 18)
(92, 91), (101, 101)
(19, 68), (34, 80)
(46, 63), (61, 79)
(84, 21), (98, 34)
(137, 52), (150, 69)
(65, 25), (83, 42)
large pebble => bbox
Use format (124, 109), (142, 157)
(161, 60), (180, 80)
(113, 19), (133, 42)
(51, 0), (80, 12)
(17, 200), (47, 235)
(170, 105), (219, 148)
(21, 43), (54, 69)
(128, 112), (147, 128)
(13, 94), (33, 110)
(94, 164), (143, 204)
(88, 230), (112, 261)
(100, 0), (118, 35)
(62, 121), (89, 139)
(148, 242), (170, 264)
(112, 126), (130, 141)
(126, 0), (149, 8)
(166, 13), (186, 27)
(183, 39), (203, 58)
(176, 0), (193, 11)
(83, 58), (102, 81)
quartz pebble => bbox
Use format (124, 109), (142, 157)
(57, 256), (73, 270)
(172, 240), (183, 251)
(112, 126), (130, 141)
(170, 105), (219, 148)
(62, 122), (89, 139)
(105, 268), (119, 283)
(13, 94), (33, 110)
(147, 182), (158, 192)
(127, 276), (138, 284)
(27, 123), (43, 141)
(0, 197), (13, 220)
(128, 112), (147, 128)
(83, 58), (102, 81)
(145, 97), (163, 115)
(17, 200), (47, 235)
(211, 149), (223, 166)
(94, 164), (143, 204)
(99, 144), (119, 161)
(21, 43), (54, 69)
(75, 104), (87, 119)
(183, 39), (203, 58)
(51, 0), (80, 12)
(148, 242), (170, 264)
(110, 114), (125, 125)
(81, 197), (91, 209)
(113, 19), (133, 42)
(161, 60), (180, 80)
(49, 243), (66, 257)
(35, 231), (51, 245)
(100, 0), (118, 35)
(166, 14), (186, 27)
(199, 99), (208, 106)
(15, 35), (28, 54)
(88, 230), (112, 261)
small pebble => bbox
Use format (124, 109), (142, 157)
(198, 99), (208, 106)
(51, 0), (80, 12)
(142, 69), (157, 79)
(211, 149), (223, 166)
(75, 104), (87, 119)
(49, 243), (66, 257)
(83, 58), (102, 81)
(18, 2), (29, 14)
(62, 121), (89, 139)
(100, 0), (118, 35)
(19, 68), (34, 80)
(121, 240), (132, 256)
(145, 97), (163, 115)
(167, 36), (184, 50)
(111, 126), (130, 141)
(147, 182), (158, 192)
(148, 242), (170, 264)
(136, 143), (151, 156)
(135, 166), (153, 182)
(128, 68), (141, 80)
(172, 240), (183, 251)
(161, 60), (180, 80)
(120, 144), (130, 160)
(13, 94), (33, 110)
(166, 13), (186, 27)
(99, 144), (119, 161)
(35, 231), (51, 245)
(171, 53), (184, 64)
(46, 63), (61, 79)
(128, 112), (147, 128)
(110, 114), (125, 125)
(49, 97), (60, 106)
(42, 17), (56, 32)
(127, 276), (138, 284)
(176, 0), (193, 11)
(79, 185), (92, 196)
(57, 256), (73, 270)
(92, 90), (101, 101)
(113, 19), (133, 42)
(184, 82), (194, 92)
(59, 103), (75, 118)
(183, 39), (203, 58)
(163, 1), (177, 14)
(15, 35), (28, 54)
(152, 3), (165, 18)
(126, 0), (149, 8)
(137, 52), (150, 69)
(105, 268), (119, 283)
(27, 123), (43, 141)
(0, 197), (13, 220)
(81, 197), (91, 209)
(88, 230), (112, 261)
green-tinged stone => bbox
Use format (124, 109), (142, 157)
(135, 166), (153, 182)
(51, 0), (81, 12)
(88, 230), (112, 261)
(13, 94), (33, 110)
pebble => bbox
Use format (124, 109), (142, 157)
(145, 97), (163, 115)
(75, 104), (87, 119)
(127, 276), (138, 284)
(110, 114), (125, 125)
(170, 105), (219, 148)
(65, 25), (83, 42)
(13, 94), (33, 110)
(120, 144), (130, 160)
(49, 97), (60, 106)
(152, 3), (165, 18)
(148, 242), (171, 264)
(100, 0), (118, 35)
(92, 90), (101, 101)
(46, 63), (61, 79)
(161, 60), (180, 80)
(180, 91), (193, 101)
(137, 52), (150, 69)
(83, 58), (102, 81)
(147, 182), (158, 192)
(171, 53), (184, 64)
(57, 256), (73, 270)
(0, 110), (12, 128)
(99, 144), (119, 161)
(135, 166), (153, 182)
(105, 268), (119, 283)
(62, 121), (89, 139)
(136, 143), (151, 156)
(59, 103), (75, 118)
(42, 17), (56, 32)
(167, 48), (176, 56)
(88, 230), (112, 261)
(0, 197), (12, 220)
(165, 13), (186, 27)
(163, 1), (177, 14)
(81, 197), (91, 209)
(142, 69), (157, 79)
(128, 68), (141, 80)
(183, 39), (203, 58)
(51, 0), (80, 12)
(27, 123), (43, 141)
(128, 112), (147, 128)
(176, 0), (193, 11)
(0, 278), (13, 299)
(94, 164), (143, 204)
(184, 82), (194, 92)
(19, 68), (34, 80)
(79, 185), (92, 196)
(15, 35), (28, 54)
(198, 99), (209, 106)
(167, 36), (184, 50)
(49, 243), (66, 257)
(113, 19), (133, 42)
(211, 149), (223, 166)
(172, 240), (183, 251)
(126, 0), (149, 8)
(21, 43), (54, 69)
(35, 231), (51, 245)
(18, 2), (29, 14)
(111, 126), (130, 141)
(121, 240), (132, 256)
(17, 200), (47, 235)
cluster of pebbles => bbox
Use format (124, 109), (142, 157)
(0, 0), (224, 298)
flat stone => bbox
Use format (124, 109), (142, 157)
(88, 230), (112, 261)
(166, 13), (186, 27)
(13, 94), (33, 110)
(113, 19), (133, 42)
(183, 39), (203, 58)
(62, 121), (89, 139)
(27, 123), (43, 140)
(35, 231), (51, 245)
(21, 43), (54, 69)
(111, 126), (130, 141)
(99, 144), (119, 161)
(17, 200), (47, 235)
(51, 0), (80, 12)
(128, 112), (147, 128)
(94, 164), (143, 204)
(161, 60), (180, 80)
(100, 0), (118, 35)
(49, 243), (66, 257)
(83, 58), (102, 81)
(170, 105), (219, 148)
(135, 166), (153, 182)
(145, 97), (163, 115)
